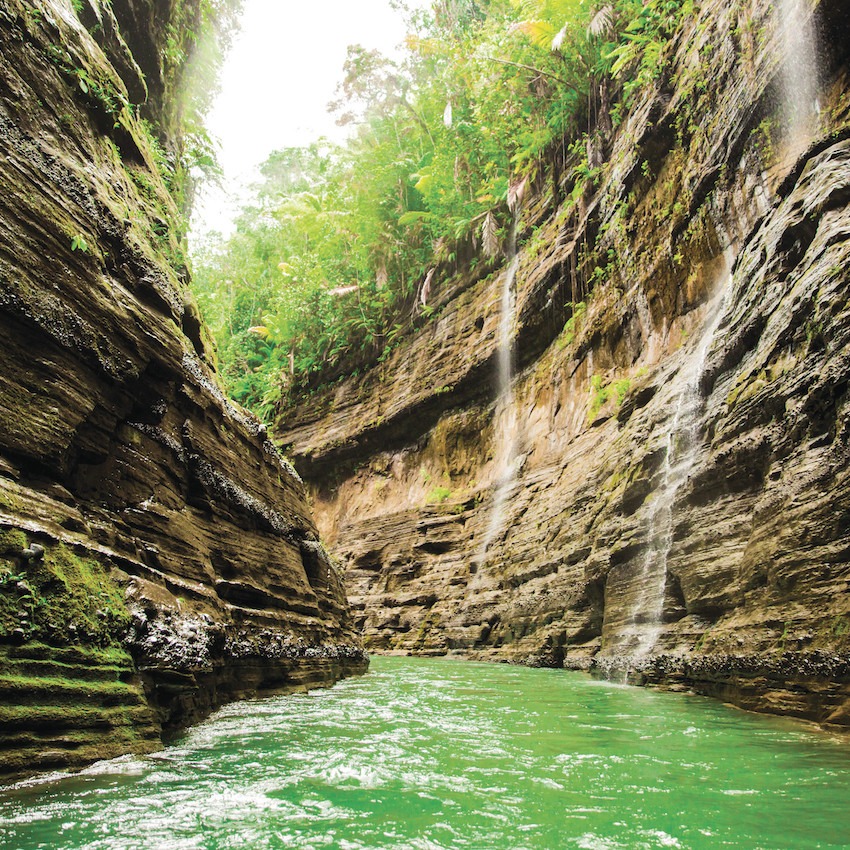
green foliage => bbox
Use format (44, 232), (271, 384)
(426, 486), (453, 504)
(588, 374), (631, 420)
(70, 66), (131, 122)
(754, 117), (776, 165)
(612, 377), (631, 404)
(557, 300), (586, 349)
(604, 0), (693, 101)
(192, 0), (691, 420)
(50, 0), (241, 284)
(830, 616), (850, 640)
(170, 0), (243, 207)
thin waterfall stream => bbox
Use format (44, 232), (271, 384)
(622, 272), (732, 667)
(478, 206), (522, 561)
(608, 0), (825, 673)
(779, 0), (821, 139)
(3, 0), (850, 837)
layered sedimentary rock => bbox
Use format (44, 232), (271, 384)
(279, 0), (850, 725)
(0, 0), (364, 781)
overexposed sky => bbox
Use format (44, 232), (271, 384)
(191, 0), (428, 241)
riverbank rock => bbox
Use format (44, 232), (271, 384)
(0, 0), (365, 782)
(278, 0), (850, 726)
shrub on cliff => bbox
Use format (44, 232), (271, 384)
(191, 0), (693, 419)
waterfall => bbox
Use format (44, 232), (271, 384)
(778, 0), (821, 141)
(478, 211), (522, 561)
(612, 264), (732, 674)
(626, 298), (724, 660)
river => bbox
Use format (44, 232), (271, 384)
(2, 656), (849, 849)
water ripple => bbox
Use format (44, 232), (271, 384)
(2, 657), (850, 850)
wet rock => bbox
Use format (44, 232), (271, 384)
(278, 0), (850, 725)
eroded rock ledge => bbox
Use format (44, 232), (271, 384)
(0, 0), (365, 782)
(278, 0), (850, 727)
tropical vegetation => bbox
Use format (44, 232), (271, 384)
(191, 0), (693, 421)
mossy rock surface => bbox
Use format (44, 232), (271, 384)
(0, 0), (366, 784)
(0, 537), (161, 781)
(0, 638), (161, 780)
(0, 539), (130, 648)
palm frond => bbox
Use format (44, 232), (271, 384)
(588, 4), (615, 40)
(482, 211), (500, 258)
(513, 19), (558, 50)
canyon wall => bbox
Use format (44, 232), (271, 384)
(279, 0), (850, 725)
(0, 0), (365, 781)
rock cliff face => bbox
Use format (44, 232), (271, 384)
(0, 0), (365, 781)
(279, 0), (850, 725)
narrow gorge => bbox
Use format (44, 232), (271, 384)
(1, 0), (849, 799)
(278, 0), (850, 726)
(0, 0), (365, 782)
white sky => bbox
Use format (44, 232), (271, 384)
(190, 0), (428, 243)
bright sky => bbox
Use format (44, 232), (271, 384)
(190, 0), (427, 242)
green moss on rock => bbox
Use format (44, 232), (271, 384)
(0, 538), (130, 647)
(0, 529), (27, 555)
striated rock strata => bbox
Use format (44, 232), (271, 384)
(0, 0), (365, 782)
(279, 0), (850, 725)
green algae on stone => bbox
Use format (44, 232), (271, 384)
(0, 538), (130, 647)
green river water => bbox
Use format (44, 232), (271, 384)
(2, 656), (850, 849)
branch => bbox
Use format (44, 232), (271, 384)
(484, 56), (581, 94)
(399, 96), (436, 148)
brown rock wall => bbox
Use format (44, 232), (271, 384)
(279, 0), (850, 725)
(0, 0), (364, 781)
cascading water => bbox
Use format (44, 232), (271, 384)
(478, 210), (521, 561)
(601, 258), (733, 678)
(622, 279), (731, 666)
(605, 0), (824, 677)
(778, 0), (821, 140)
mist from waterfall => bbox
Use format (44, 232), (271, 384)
(778, 0), (821, 140)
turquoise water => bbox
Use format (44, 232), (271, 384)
(2, 656), (850, 849)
